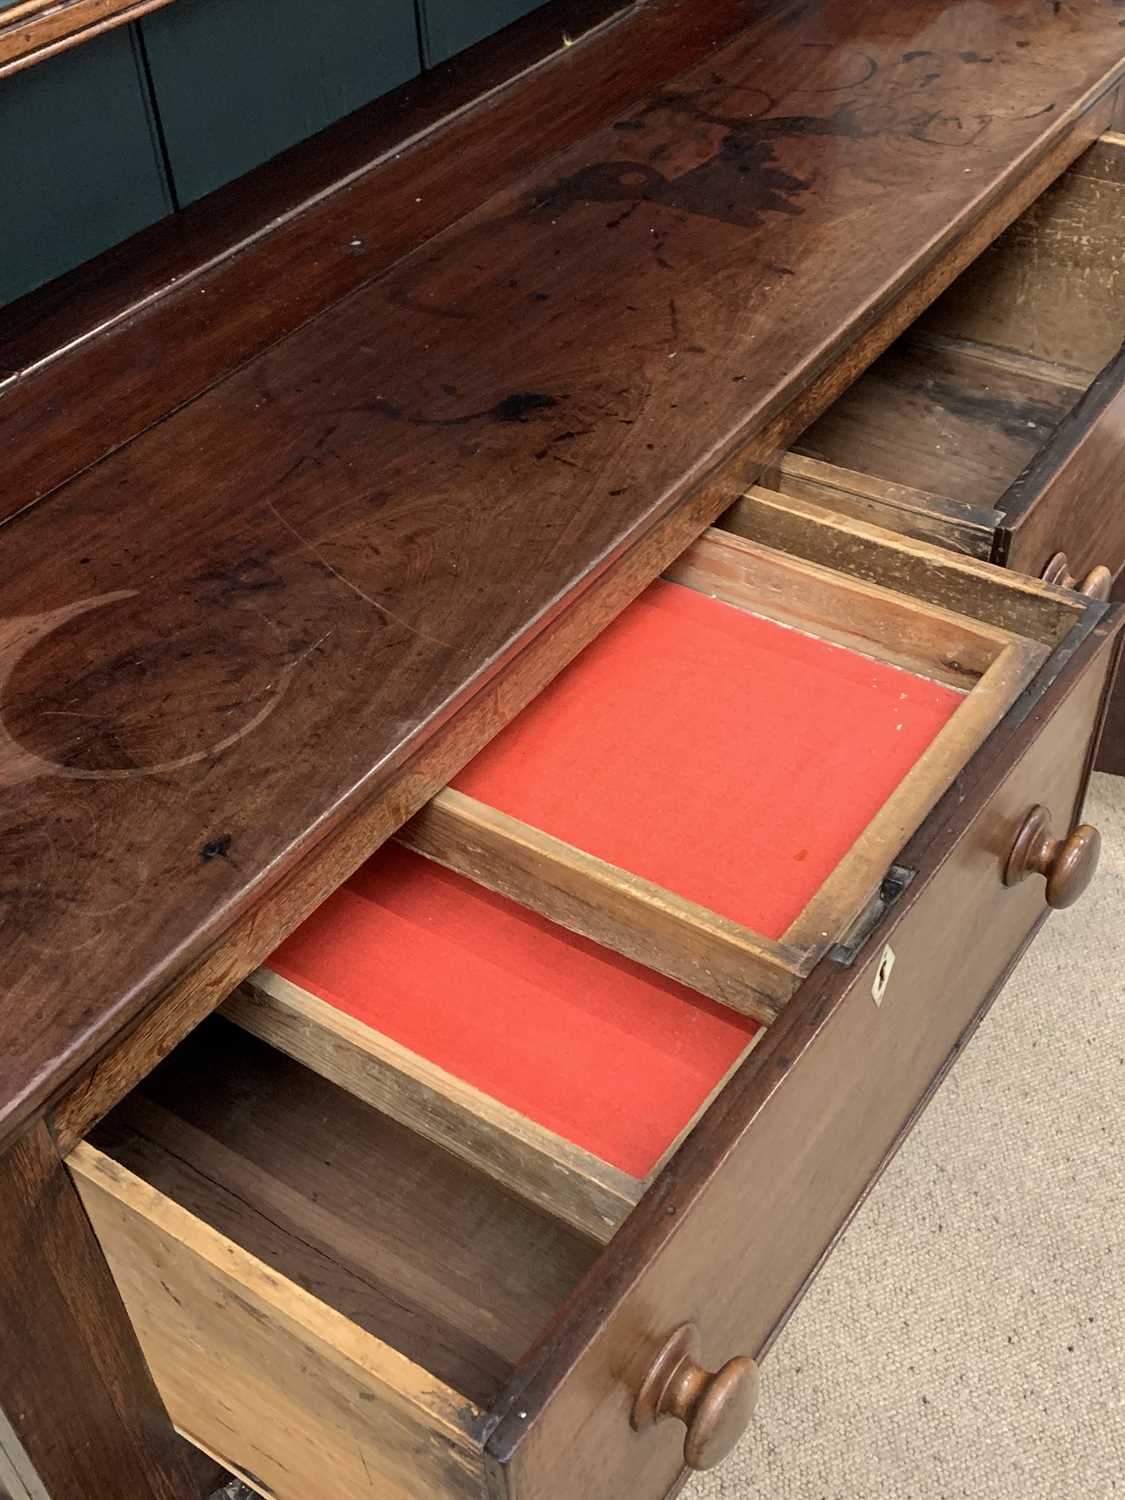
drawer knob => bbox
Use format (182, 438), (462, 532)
(1041, 552), (1113, 602)
(631, 1323), (759, 1471)
(1004, 804), (1101, 909)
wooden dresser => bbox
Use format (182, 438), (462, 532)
(2, 4), (1124, 1497)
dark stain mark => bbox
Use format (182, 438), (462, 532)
(606, 198), (642, 229)
(668, 297), (681, 342)
(494, 392), (558, 422)
(368, 391), (559, 428)
(798, 42), (878, 90)
(613, 118), (645, 131)
(608, 487), (628, 496)
(530, 290), (550, 302)
(903, 49), (933, 60)
(534, 428), (590, 460)
(200, 834), (233, 863)
(522, 92), (884, 232)
(918, 376), (1067, 443)
(441, 382), (459, 396)
(385, 282), (471, 321)
(959, 50), (993, 62)
(196, 555), (285, 608)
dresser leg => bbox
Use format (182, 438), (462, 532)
(0, 1121), (201, 1500)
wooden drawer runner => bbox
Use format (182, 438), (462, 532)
(782, 132), (1125, 590)
(67, 502), (1117, 1500)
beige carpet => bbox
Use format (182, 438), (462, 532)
(688, 772), (1125, 1500)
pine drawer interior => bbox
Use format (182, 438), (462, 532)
(70, 1018), (599, 1499)
(773, 132), (1125, 557)
(223, 517), (1067, 1242)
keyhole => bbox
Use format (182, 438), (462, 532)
(872, 944), (896, 1006)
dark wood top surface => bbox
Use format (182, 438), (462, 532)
(2, 0), (1123, 1145)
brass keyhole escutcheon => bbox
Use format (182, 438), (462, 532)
(632, 1324), (759, 1472)
(1004, 804), (1101, 910)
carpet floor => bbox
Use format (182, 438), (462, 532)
(686, 771), (1125, 1500)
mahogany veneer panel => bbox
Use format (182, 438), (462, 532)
(454, 580), (960, 941)
(3, 0), (1124, 1145)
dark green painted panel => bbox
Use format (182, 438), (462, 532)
(140, 0), (421, 207)
(418, 0), (548, 66)
(0, 29), (172, 307)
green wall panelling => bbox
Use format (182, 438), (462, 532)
(417, 0), (550, 66)
(139, 0), (421, 207)
(0, 28), (173, 308)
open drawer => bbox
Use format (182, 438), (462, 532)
(777, 131), (1125, 591)
(220, 498), (1103, 1242)
(67, 498), (1121, 1500)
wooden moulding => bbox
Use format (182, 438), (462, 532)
(223, 973), (651, 1245)
(0, 0), (176, 77)
(394, 516), (1049, 1021)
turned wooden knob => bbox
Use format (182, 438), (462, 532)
(1004, 804), (1101, 909)
(631, 1324), (759, 1472)
(1041, 551), (1113, 602)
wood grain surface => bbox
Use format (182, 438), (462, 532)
(4, 0), (1124, 1150)
(0, 0), (175, 79)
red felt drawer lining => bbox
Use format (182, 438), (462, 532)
(271, 580), (960, 1178)
(271, 846), (758, 1179)
(455, 580), (961, 940)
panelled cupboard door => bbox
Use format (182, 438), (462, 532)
(418, 0), (549, 66)
(139, 0), (421, 206)
(0, 27), (172, 307)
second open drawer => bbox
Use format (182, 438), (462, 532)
(779, 130), (1125, 589)
(224, 495), (1106, 1242)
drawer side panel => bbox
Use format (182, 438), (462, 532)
(68, 1145), (487, 1500)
